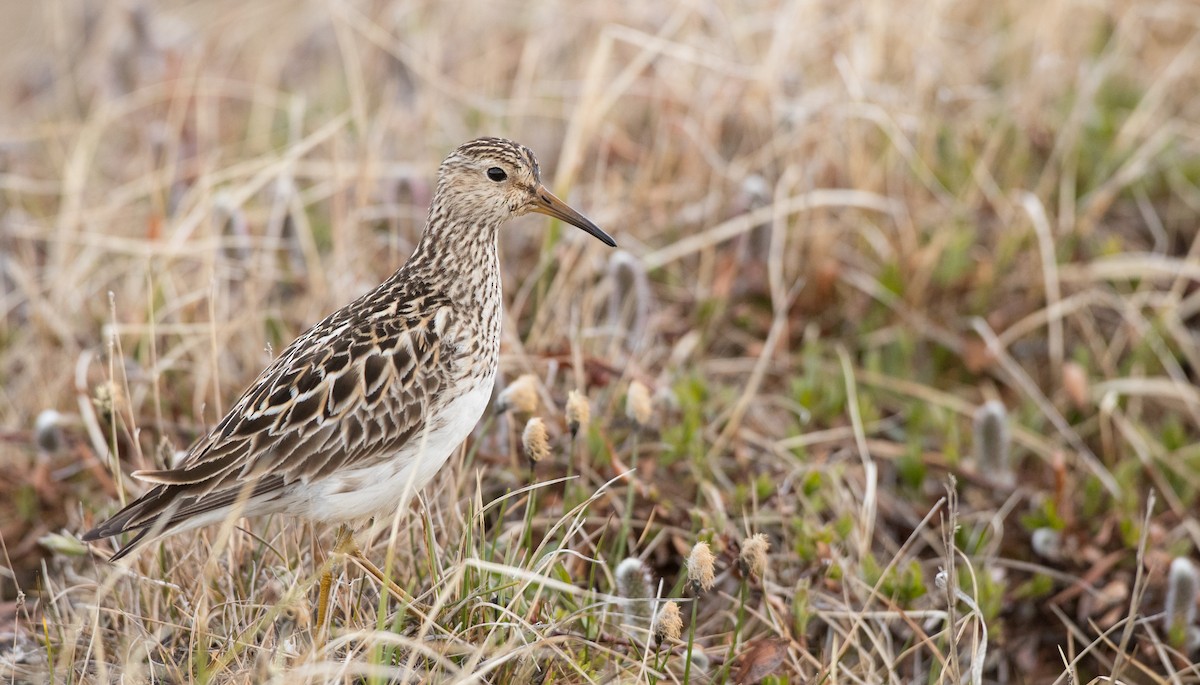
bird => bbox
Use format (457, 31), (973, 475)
(82, 137), (615, 624)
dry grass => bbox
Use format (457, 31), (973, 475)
(2, 0), (1200, 682)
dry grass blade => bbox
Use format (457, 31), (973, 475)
(2, 0), (1199, 682)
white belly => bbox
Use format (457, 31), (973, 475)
(290, 377), (494, 522)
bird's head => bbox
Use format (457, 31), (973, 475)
(436, 137), (616, 246)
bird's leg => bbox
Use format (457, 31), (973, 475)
(316, 525), (425, 633)
(315, 566), (333, 634)
(314, 525), (348, 638)
(335, 530), (416, 606)
(314, 524), (352, 635)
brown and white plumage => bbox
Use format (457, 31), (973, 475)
(83, 138), (615, 560)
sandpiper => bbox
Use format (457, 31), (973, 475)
(83, 137), (615, 621)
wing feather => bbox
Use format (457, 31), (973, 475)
(194, 301), (456, 482)
(84, 293), (460, 556)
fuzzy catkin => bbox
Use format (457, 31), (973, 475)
(566, 390), (590, 437)
(616, 557), (655, 626)
(972, 400), (1011, 484)
(34, 409), (64, 454)
(626, 380), (653, 427)
(654, 601), (683, 642)
(498, 374), (539, 414)
(687, 542), (716, 593)
(740, 533), (770, 579)
(1166, 557), (1199, 635)
(522, 417), (550, 463)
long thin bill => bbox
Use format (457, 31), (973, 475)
(530, 186), (616, 247)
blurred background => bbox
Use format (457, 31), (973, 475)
(2, 0), (1200, 681)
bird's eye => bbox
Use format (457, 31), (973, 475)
(486, 167), (507, 182)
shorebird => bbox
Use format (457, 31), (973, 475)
(83, 137), (615, 625)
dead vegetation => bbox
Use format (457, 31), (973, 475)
(3, 0), (1200, 682)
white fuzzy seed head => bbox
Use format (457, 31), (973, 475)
(1166, 557), (1200, 638)
(498, 374), (539, 414)
(34, 409), (65, 454)
(687, 647), (711, 674)
(654, 600), (683, 642)
(522, 417), (550, 463)
(1030, 528), (1063, 561)
(973, 400), (1012, 484)
(616, 557), (652, 599)
(740, 533), (770, 579)
(566, 390), (591, 437)
(687, 541), (716, 594)
(616, 557), (655, 626)
(626, 380), (653, 427)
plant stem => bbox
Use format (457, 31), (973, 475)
(615, 430), (640, 561)
(718, 580), (749, 684)
(683, 595), (700, 684)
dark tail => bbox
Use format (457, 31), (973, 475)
(83, 476), (287, 560)
(82, 485), (176, 561)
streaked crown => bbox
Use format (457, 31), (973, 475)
(427, 137), (615, 247)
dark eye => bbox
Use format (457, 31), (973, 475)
(486, 167), (507, 182)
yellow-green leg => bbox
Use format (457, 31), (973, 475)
(314, 525), (352, 636)
(335, 529), (416, 606)
(315, 565), (334, 634)
(314, 525), (425, 633)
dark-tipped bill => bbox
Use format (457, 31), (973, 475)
(531, 186), (616, 247)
